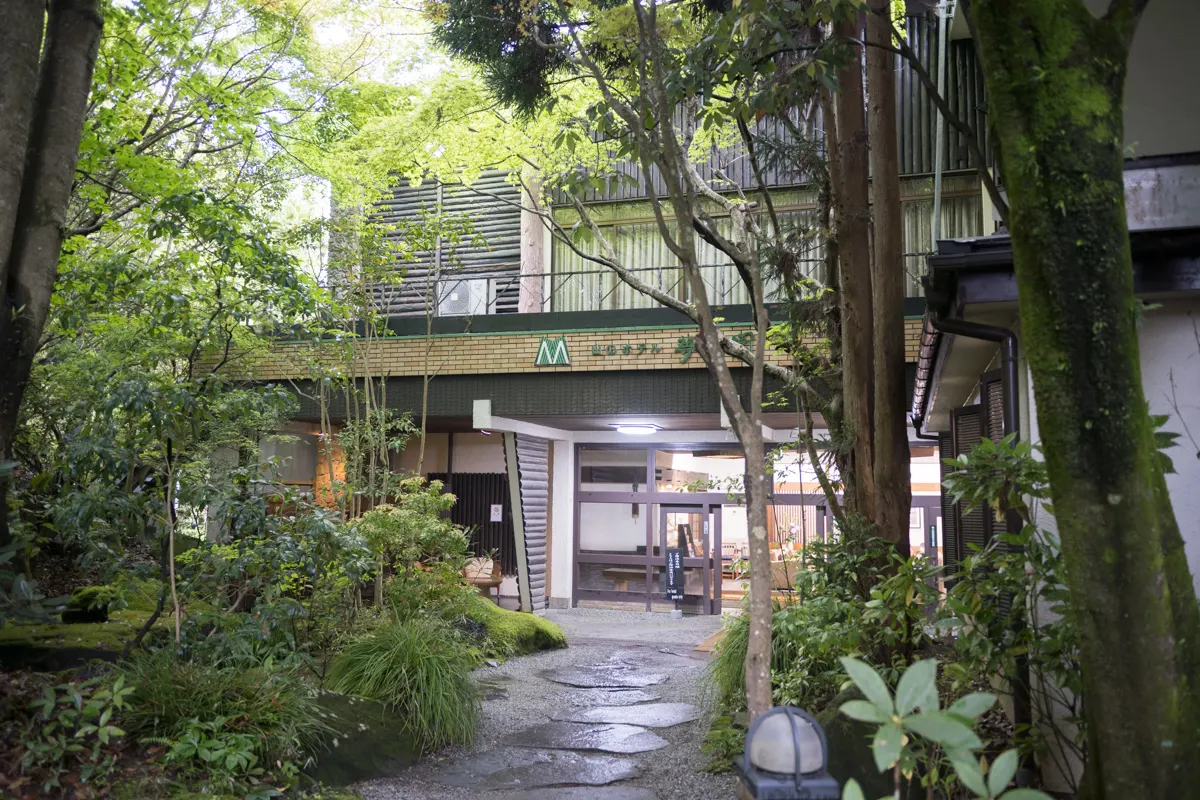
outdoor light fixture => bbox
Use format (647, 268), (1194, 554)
(614, 424), (659, 435)
(736, 707), (840, 799)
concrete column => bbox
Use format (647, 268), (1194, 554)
(549, 439), (575, 607)
(518, 166), (545, 313)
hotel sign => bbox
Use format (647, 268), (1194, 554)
(533, 330), (755, 367)
(534, 335), (571, 366)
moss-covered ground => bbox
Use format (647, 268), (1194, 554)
(464, 594), (568, 657)
(0, 609), (160, 650)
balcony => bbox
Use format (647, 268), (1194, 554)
(395, 255), (932, 319)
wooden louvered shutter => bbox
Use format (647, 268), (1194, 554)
(951, 405), (990, 561)
(939, 431), (960, 576)
(981, 370), (1006, 444)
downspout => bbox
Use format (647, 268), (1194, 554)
(931, 318), (1018, 439)
(931, 316), (1032, 773)
(931, 0), (951, 246)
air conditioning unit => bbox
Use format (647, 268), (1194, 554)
(438, 278), (492, 316)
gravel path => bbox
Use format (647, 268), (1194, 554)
(354, 613), (737, 800)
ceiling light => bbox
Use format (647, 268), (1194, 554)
(615, 424), (659, 435)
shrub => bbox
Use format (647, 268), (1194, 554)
(461, 594), (568, 657)
(62, 584), (116, 622)
(118, 651), (331, 776)
(327, 616), (478, 752)
(386, 560), (476, 620)
(709, 523), (938, 713)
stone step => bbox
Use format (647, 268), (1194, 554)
(506, 722), (668, 754)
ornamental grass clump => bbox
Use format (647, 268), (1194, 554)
(327, 616), (478, 751)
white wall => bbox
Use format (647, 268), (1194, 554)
(393, 433), (449, 475)
(1140, 301), (1200, 591)
(1026, 299), (1200, 592)
(579, 502), (646, 552)
(1018, 300), (1200, 792)
(1083, 0), (1200, 159)
(550, 440), (574, 606)
(451, 432), (506, 473)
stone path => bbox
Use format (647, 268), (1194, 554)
(354, 610), (736, 800)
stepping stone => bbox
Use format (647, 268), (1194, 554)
(541, 666), (668, 689)
(433, 747), (641, 790)
(507, 722), (668, 754)
(494, 788), (659, 799)
(553, 703), (702, 728)
(566, 688), (661, 707)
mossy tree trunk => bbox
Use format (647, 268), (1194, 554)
(967, 1), (1200, 795)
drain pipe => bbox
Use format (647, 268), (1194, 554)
(931, 318), (1018, 440)
(931, 0), (951, 246)
(931, 316), (1032, 776)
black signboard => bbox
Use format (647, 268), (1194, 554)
(665, 548), (684, 601)
(665, 523), (689, 601)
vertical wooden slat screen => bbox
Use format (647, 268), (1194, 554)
(430, 472), (517, 575)
(514, 434), (550, 611)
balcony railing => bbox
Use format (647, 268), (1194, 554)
(421, 255), (930, 318)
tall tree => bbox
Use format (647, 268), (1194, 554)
(966, 0), (1200, 795)
(866, 2), (912, 555)
(831, 17), (877, 522)
(0, 0), (103, 547)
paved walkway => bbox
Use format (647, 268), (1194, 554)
(354, 610), (736, 800)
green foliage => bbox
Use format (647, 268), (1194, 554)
(356, 480), (467, 566)
(1150, 412), (1182, 475)
(700, 714), (746, 774)
(67, 585), (117, 611)
(0, 542), (68, 628)
(16, 675), (133, 794)
(359, 480), (475, 619)
(839, 658), (1052, 800)
(937, 434), (1084, 780)
(941, 435), (1047, 524)
(160, 717), (267, 793)
(119, 651), (332, 790)
(328, 616), (479, 752)
(175, 507), (373, 674)
(460, 593), (568, 657)
(710, 525), (938, 713)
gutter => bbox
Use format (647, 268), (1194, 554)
(909, 312), (943, 439)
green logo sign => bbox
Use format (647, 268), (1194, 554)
(535, 335), (571, 366)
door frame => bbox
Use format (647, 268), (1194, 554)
(656, 503), (722, 615)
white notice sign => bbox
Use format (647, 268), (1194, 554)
(490, 504), (503, 522)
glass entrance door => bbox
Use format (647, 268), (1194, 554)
(653, 505), (722, 614)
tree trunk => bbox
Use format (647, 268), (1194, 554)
(742, 430), (773, 716)
(832, 17), (876, 522)
(968, 2), (1200, 796)
(865, 0), (911, 556)
(0, 0), (103, 547)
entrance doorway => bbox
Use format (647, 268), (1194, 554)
(656, 505), (722, 614)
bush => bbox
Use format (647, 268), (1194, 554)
(709, 522), (938, 713)
(118, 651), (331, 779)
(461, 594), (568, 657)
(327, 616), (478, 752)
(62, 584), (116, 622)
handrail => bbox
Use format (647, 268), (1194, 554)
(402, 254), (931, 317)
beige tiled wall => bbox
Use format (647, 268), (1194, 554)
(208, 319), (924, 381)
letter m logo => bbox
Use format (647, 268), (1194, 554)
(535, 335), (570, 366)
